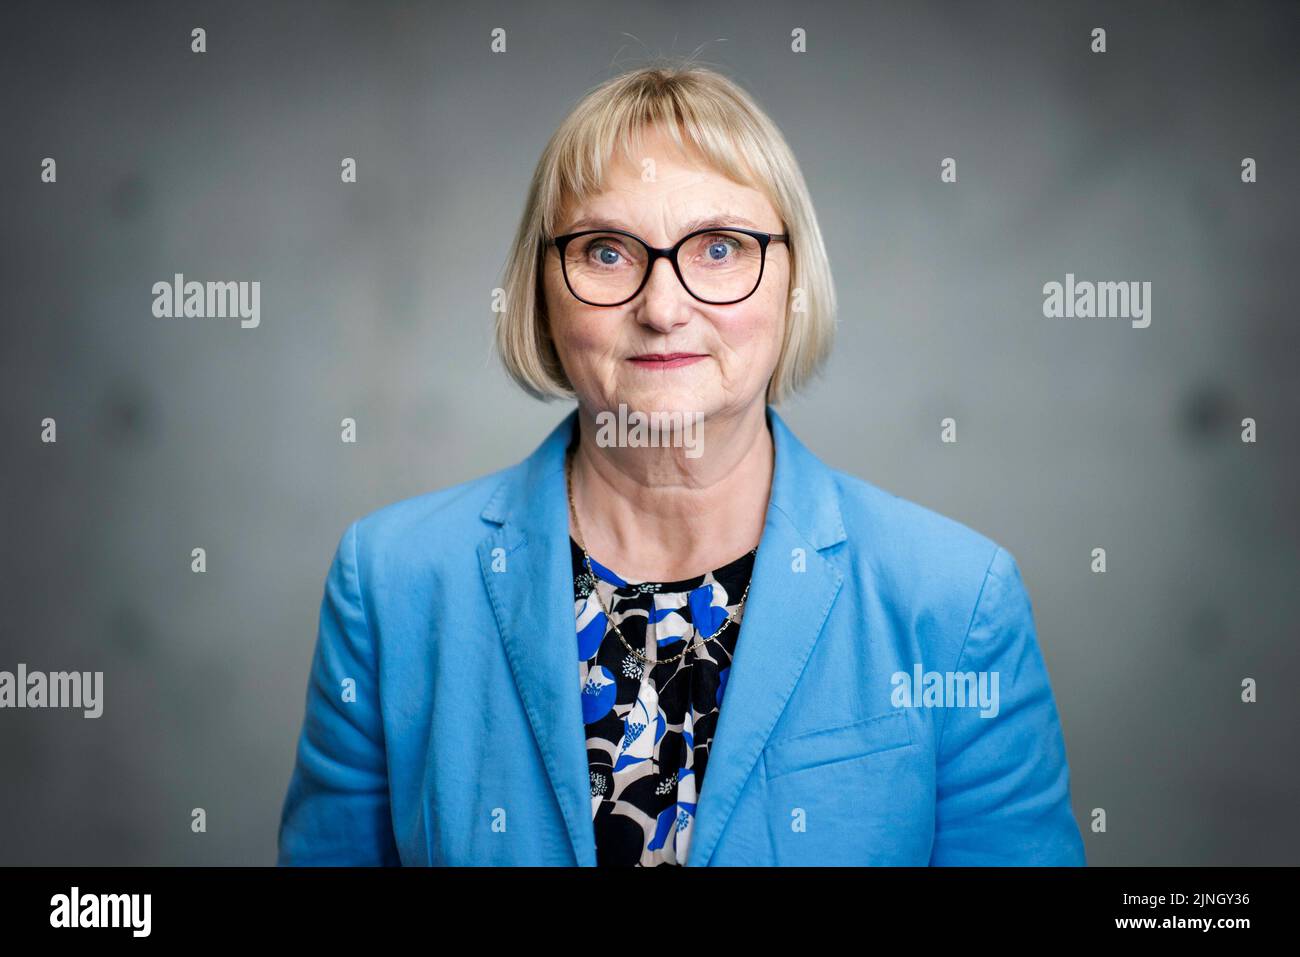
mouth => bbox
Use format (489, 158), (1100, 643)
(627, 353), (708, 369)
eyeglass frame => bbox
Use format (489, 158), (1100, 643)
(546, 225), (789, 307)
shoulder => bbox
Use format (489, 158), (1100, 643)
(339, 463), (518, 587)
(355, 468), (506, 545)
(825, 467), (1025, 645)
(830, 468), (1003, 576)
(768, 408), (1012, 603)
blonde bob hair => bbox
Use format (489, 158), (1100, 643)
(494, 60), (837, 406)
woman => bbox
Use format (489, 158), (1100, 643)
(277, 63), (1086, 867)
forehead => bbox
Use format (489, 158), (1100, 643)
(557, 124), (778, 232)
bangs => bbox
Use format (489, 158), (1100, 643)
(539, 72), (774, 238)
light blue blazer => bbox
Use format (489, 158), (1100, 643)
(277, 407), (1086, 866)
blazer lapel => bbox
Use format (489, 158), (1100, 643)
(477, 406), (846, 867)
(686, 407), (846, 866)
(477, 411), (597, 866)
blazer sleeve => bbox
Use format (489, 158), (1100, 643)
(928, 546), (1086, 866)
(277, 520), (402, 865)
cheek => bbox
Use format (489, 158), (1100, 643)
(714, 285), (787, 364)
(544, 269), (619, 364)
(542, 264), (571, 339)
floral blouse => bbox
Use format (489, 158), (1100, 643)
(573, 536), (756, 866)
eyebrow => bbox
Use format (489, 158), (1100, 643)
(563, 212), (766, 235)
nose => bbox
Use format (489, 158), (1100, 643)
(633, 255), (693, 333)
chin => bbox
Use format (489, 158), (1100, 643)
(607, 387), (716, 418)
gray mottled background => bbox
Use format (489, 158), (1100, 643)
(1, 0), (1296, 865)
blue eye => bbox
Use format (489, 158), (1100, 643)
(706, 238), (738, 261)
(581, 238), (628, 267)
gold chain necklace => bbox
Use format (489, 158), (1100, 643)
(566, 450), (756, 666)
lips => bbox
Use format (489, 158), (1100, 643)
(628, 353), (708, 369)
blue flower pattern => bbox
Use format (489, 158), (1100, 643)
(573, 537), (755, 866)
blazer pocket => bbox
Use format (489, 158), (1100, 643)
(764, 710), (912, 781)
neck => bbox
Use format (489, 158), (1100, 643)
(568, 401), (774, 582)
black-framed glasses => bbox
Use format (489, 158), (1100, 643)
(547, 226), (789, 307)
